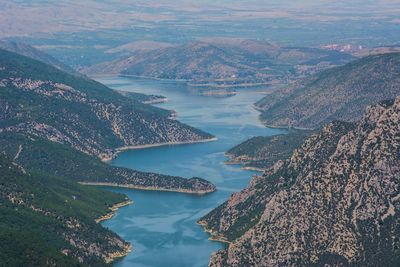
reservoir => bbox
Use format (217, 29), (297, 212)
(96, 77), (284, 267)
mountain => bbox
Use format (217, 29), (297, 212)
(255, 52), (400, 129)
(199, 98), (400, 266)
(0, 154), (132, 266)
(225, 129), (314, 171)
(0, 40), (77, 75)
(0, 48), (214, 161)
(84, 40), (353, 89)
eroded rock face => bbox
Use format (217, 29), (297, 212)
(202, 98), (400, 266)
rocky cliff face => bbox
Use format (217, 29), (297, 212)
(201, 97), (400, 266)
(255, 53), (400, 129)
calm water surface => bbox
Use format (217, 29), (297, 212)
(96, 77), (284, 267)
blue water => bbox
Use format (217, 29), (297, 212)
(95, 77), (284, 267)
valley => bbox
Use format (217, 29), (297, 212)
(95, 76), (285, 267)
(1, 2), (399, 266)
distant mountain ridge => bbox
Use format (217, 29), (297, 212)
(255, 52), (400, 129)
(0, 40), (78, 75)
(84, 39), (353, 89)
(200, 97), (400, 266)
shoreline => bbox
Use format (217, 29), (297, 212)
(96, 201), (134, 263)
(105, 243), (133, 264)
(116, 137), (218, 152)
(224, 153), (265, 172)
(79, 182), (216, 195)
(94, 199), (133, 223)
(89, 73), (188, 83)
(197, 221), (232, 245)
(90, 74), (280, 89)
(262, 123), (314, 131)
(101, 137), (218, 162)
(225, 160), (266, 172)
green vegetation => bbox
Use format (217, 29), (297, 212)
(0, 155), (129, 266)
(0, 132), (215, 193)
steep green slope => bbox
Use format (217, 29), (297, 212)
(0, 155), (131, 266)
(0, 132), (215, 194)
(255, 52), (400, 128)
(201, 98), (400, 266)
(0, 48), (213, 161)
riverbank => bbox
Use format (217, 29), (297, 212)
(105, 243), (133, 264)
(94, 199), (133, 223)
(101, 137), (218, 162)
(79, 182), (216, 195)
(95, 200), (134, 263)
(197, 221), (232, 245)
(224, 153), (266, 172)
(116, 137), (218, 152)
(225, 159), (266, 172)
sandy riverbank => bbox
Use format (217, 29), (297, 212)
(94, 199), (133, 223)
(105, 243), (133, 264)
(101, 137), (218, 162)
(79, 182), (216, 195)
(116, 137), (218, 152)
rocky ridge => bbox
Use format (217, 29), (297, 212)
(200, 97), (400, 266)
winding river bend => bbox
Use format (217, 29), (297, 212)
(96, 77), (284, 267)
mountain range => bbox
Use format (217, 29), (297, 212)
(84, 39), (354, 89)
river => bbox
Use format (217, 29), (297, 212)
(95, 77), (284, 267)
